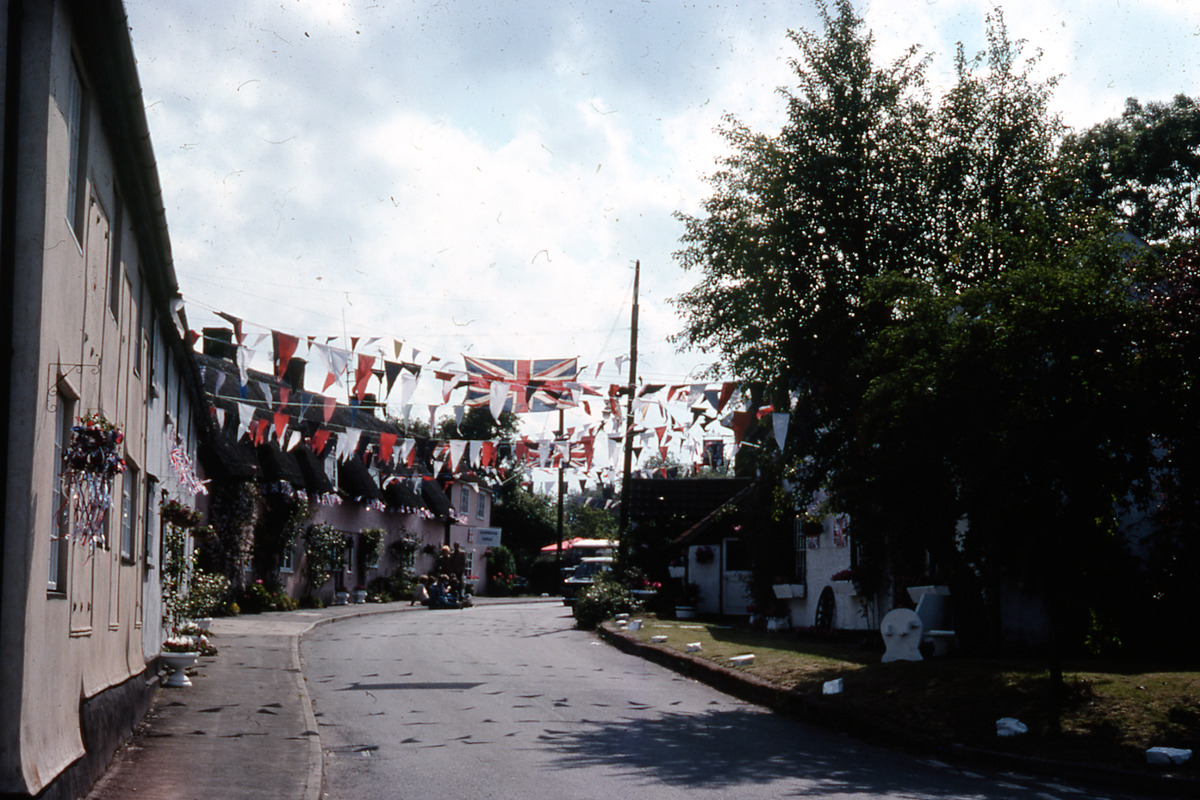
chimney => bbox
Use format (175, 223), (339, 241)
(202, 327), (236, 361)
(361, 393), (378, 416)
(284, 357), (306, 391)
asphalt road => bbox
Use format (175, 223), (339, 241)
(301, 603), (1154, 800)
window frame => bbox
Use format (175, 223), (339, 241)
(48, 395), (74, 593)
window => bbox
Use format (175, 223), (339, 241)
(342, 535), (354, 573)
(49, 397), (74, 592)
(476, 492), (486, 520)
(108, 194), (123, 320)
(323, 454), (338, 491)
(463, 549), (474, 580)
(793, 516), (807, 583)
(144, 475), (158, 565)
(120, 462), (137, 561)
(63, 58), (89, 238)
(459, 485), (470, 516)
(281, 541), (295, 573)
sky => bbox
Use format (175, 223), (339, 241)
(120, 0), (1200, 444)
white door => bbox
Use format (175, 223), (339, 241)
(721, 538), (752, 615)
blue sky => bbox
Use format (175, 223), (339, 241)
(122, 0), (1200, 415)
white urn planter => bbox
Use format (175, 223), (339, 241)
(333, 591), (350, 606)
(674, 606), (697, 620)
(351, 589), (368, 604)
(161, 652), (199, 687)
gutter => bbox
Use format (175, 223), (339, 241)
(0, 0), (27, 647)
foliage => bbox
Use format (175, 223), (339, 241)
(489, 472), (557, 568)
(485, 544), (521, 595)
(567, 502), (617, 541)
(303, 522), (345, 593)
(669, 0), (1178, 669)
(435, 407), (520, 442)
(358, 527), (384, 572)
(161, 521), (193, 628)
(253, 493), (310, 586)
(160, 498), (202, 528)
(206, 479), (261, 592)
(238, 579), (298, 614)
(1064, 94), (1200, 249)
(572, 573), (643, 630)
(183, 571), (231, 619)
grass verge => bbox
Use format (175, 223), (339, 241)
(624, 617), (1200, 775)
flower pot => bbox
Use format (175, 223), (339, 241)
(333, 591), (350, 606)
(675, 606), (697, 620)
(194, 617), (213, 633)
(766, 616), (790, 632)
(773, 584), (793, 599)
(351, 589), (368, 604)
(668, 566), (686, 578)
(161, 652), (199, 688)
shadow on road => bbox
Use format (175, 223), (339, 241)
(536, 706), (1025, 798)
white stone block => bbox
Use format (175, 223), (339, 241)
(651, 634), (668, 643)
(628, 619), (642, 631)
(1146, 747), (1192, 765)
(728, 654), (755, 667)
(996, 717), (1028, 737)
(822, 678), (843, 695)
(685, 642), (702, 652)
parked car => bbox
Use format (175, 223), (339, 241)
(561, 556), (614, 605)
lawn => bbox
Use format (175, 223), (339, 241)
(623, 617), (1200, 774)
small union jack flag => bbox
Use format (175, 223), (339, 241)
(463, 356), (579, 413)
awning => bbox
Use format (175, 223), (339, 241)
(539, 537), (618, 553)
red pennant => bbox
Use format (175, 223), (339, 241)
(187, 329), (201, 349)
(253, 418), (270, 446)
(481, 440), (496, 467)
(731, 410), (753, 445)
(354, 354), (375, 402)
(311, 429), (330, 455)
(718, 382), (737, 413)
(378, 432), (396, 464)
(273, 412), (289, 442)
(273, 331), (300, 379)
(322, 396), (336, 423)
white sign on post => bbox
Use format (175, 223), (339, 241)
(476, 527), (502, 548)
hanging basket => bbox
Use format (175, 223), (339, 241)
(61, 413), (125, 548)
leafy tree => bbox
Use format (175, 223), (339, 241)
(1064, 95), (1200, 249)
(856, 214), (1163, 676)
(488, 474), (556, 570)
(435, 407), (519, 442)
(673, 0), (930, 393)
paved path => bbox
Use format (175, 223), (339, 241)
(86, 600), (548, 800)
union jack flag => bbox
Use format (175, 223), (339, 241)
(463, 356), (579, 413)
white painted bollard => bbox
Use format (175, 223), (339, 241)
(1146, 747), (1192, 765)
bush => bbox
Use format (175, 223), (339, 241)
(366, 574), (413, 603)
(572, 574), (643, 630)
(184, 571), (231, 618)
(238, 580), (297, 613)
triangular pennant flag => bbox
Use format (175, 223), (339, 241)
(286, 430), (301, 451)
(378, 432), (397, 465)
(217, 311), (245, 345)
(273, 412), (289, 442)
(772, 412), (789, 451)
(399, 370), (419, 407)
(393, 339), (403, 359)
(214, 371), (227, 399)
(273, 330), (300, 379)
(384, 361), (403, 398)
(322, 396), (336, 424)
(449, 440), (468, 471)
(354, 354), (375, 402)
(489, 381), (510, 423)
(237, 402), (255, 441)
(469, 440), (483, 467)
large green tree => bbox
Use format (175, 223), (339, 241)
(1064, 95), (1200, 250)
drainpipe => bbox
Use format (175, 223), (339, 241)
(0, 0), (27, 637)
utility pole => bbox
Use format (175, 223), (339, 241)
(555, 408), (565, 574)
(618, 260), (639, 562)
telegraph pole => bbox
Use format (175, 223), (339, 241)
(618, 260), (639, 561)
